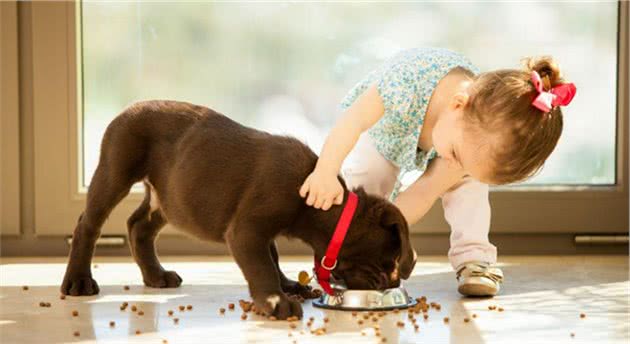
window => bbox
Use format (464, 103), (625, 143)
(81, 2), (619, 188)
(26, 1), (627, 236)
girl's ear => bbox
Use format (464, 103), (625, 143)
(451, 92), (470, 111)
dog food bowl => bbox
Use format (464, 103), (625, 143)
(312, 284), (417, 311)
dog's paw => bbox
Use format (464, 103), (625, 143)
(143, 270), (182, 288)
(281, 279), (319, 299)
(61, 275), (100, 296)
(254, 293), (303, 320)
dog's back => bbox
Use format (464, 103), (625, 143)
(103, 100), (318, 241)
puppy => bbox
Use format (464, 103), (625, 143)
(61, 100), (416, 319)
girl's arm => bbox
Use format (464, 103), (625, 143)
(300, 84), (385, 210)
(394, 157), (467, 225)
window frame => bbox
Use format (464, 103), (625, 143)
(1, 1), (21, 236)
(27, 1), (628, 236)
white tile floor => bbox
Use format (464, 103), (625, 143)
(0, 255), (628, 343)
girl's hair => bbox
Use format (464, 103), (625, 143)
(464, 56), (568, 185)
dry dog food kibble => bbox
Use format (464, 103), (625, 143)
(498, 307), (504, 312)
(219, 308), (226, 315)
(186, 305), (193, 310)
(135, 330), (141, 335)
(396, 321), (405, 328)
(311, 327), (326, 336)
(423, 314), (429, 320)
(72, 310), (79, 317)
(239, 300), (253, 312)
(488, 305), (496, 310)
(228, 303), (235, 310)
(22, 286), (29, 291)
(73, 331), (80, 337)
(289, 323), (297, 329)
(138, 311), (144, 316)
(323, 317), (329, 323)
(131, 305), (137, 312)
(443, 317), (450, 324)
(109, 321), (115, 327)
(580, 313), (586, 319)
(179, 305), (185, 311)
(287, 316), (299, 322)
(241, 313), (247, 320)
(464, 318), (470, 323)
(472, 314), (477, 318)
(168, 310), (174, 316)
(124, 285), (130, 291)
(358, 320), (364, 325)
(173, 318), (179, 324)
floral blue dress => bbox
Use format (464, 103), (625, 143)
(340, 47), (480, 200)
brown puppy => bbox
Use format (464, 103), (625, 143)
(61, 100), (416, 319)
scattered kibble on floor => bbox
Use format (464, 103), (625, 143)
(72, 310), (79, 317)
(109, 321), (115, 327)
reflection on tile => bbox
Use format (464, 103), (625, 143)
(0, 256), (628, 343)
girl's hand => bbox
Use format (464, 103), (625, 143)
(299, 169), (344, 211)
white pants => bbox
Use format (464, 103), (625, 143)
(341, 133), (497, 270)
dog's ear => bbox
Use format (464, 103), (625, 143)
(378, 203), (417, 280)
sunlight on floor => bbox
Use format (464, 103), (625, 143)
(0, 256), (628, 343)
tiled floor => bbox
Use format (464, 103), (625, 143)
(0, 255), (628, 343)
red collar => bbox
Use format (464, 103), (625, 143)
(313, 191), (359, 295)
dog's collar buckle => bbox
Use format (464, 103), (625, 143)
(320, 256), (337, 271)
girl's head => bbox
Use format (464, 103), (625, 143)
(433, 56), (576, 185)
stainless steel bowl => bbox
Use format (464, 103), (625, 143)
(312, 284), (417, 311)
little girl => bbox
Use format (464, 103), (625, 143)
(299, 46), (576, 296)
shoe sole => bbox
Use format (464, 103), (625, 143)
(458, 282), (498, 297)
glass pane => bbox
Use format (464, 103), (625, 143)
(81, 2), (618, 188)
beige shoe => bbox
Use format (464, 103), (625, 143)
(456, 261), (503, 297)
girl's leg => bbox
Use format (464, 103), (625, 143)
(342, 132), (400, 199)
(440, 176), (497, 269)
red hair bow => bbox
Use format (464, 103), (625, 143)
(530, 70), (577, 113)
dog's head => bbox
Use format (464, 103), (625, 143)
(323, 187), (417, 290)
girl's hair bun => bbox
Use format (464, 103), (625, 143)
(520, 55), (565, 90)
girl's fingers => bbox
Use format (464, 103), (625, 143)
(333, 192), (344, 205)
(299, 181), (309, 198)
(306, 190), (317, 206)
(321, 198), (333, 211)
(313, 195), (324, 209)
